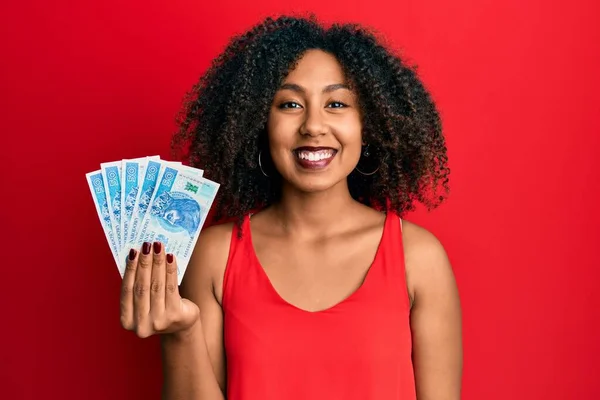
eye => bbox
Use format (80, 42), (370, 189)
(327, 101), (348, 109)
(279, 101), (303, 109)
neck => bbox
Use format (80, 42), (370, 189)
(270, 179), (357, 237)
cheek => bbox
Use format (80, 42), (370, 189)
(263, 121), (292, 175)
(342, 140), (363, 168)
(266, 116), (295, 154)
(337, 120), (363, 161)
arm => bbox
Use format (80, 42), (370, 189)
(160, 223), (232, 400)
(403, 222), (463, 400)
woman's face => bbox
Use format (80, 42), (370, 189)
(266, 49), (363, 193)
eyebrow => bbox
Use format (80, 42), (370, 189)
(278, 83), (351, 94)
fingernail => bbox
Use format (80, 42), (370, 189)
(128, 249), (136, 261)
(153, 242), (162, 254)
(142, 242), (151, 255)
(167, 253), (173, 263)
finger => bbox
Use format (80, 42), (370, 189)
(150, 242), (166, 318)
(133, 241), (153, 333)
(165, 253), (181, 312)
(120, 248), (138, 330)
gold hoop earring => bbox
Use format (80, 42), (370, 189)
(258, 150), (269, 178)
(355, 164), (380, 176)
(355, 144), (380, 176)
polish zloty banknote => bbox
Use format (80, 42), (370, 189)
(125, 160), (177, 251)
(101, 161), (123, 254)
(120, 156), (160, 252)
(121, 159), (187, 265)
(122, 159), (163, 266)
(86, 171), (121, 267)
(134, 166), (219, 284)
(87, 157), (213, 280)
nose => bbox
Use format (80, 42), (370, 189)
(300, 105), (328, 137)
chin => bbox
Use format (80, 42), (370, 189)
(286, 173), (349, 194)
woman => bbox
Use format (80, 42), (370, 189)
(120, 15), (463, 400)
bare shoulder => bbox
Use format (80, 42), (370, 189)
(174, 221), (234, 393)
(180, 221), (235, 305)
(401, 220), (450, 268)
(400, 220), (455, 302)
(194, 221), (235, 265)
(401, 219), (463, 398)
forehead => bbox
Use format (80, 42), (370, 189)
(283, 49), (347, 85)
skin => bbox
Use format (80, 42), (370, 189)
(120, 49), (463, 399)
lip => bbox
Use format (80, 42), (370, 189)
(293, 146), (338, 170)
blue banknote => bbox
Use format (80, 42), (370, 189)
(133, 166), (219, 284)
(120, 156), (160, 252)
(123, 160), (185, 261)
(101, 161), (123, 253)
(86, 170), (121, 268)
(88, 157), (210, 279)
(126, 159), (163, 250)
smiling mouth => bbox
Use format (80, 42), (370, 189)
(293, 147), (338, 169)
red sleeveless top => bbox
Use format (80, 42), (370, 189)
(222, 212), (416, 399)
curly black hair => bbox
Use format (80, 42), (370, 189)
(171, 14), (450, 226)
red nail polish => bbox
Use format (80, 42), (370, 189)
(153, 242), (161, 254)
(142, 242), (151, 255)
(128, 249), (136, 261)
(167, 253), (174, 263)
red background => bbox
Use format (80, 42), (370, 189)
(2, 0), (599, 399)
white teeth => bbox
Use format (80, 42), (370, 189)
(297, 150), (334, 161)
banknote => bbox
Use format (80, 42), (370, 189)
(86, 170), (121, 267)
(120, 160), (193, 267)
(125, 160), (175, 253)
(101, 161), (123, 254)
(120, 156), (160, 252)
(88, 157), (213, 280)
(134, 166), (219, 284)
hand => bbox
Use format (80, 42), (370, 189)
(120, 241), (200, 338)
